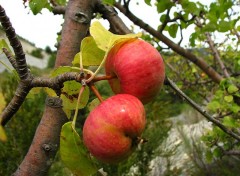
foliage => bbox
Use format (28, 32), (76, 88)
(0, 73), (46, 176)
(47, 52), (57, 68)
(30, 48), (44, 59)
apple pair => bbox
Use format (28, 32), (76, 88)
(83, 39), (165, 164)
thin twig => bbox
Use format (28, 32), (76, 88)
(89, 83), (104, 103)
(166, 76), (240, 141)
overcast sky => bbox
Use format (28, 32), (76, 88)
(0, 0), (213, 50)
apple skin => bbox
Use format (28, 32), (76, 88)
(83, 94), (146, 164)
(105, 39), (165, 104)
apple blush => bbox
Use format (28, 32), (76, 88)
(83, 94), (146, 164)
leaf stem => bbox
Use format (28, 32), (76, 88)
(86, 48), (110, 83)
(72, 85), (86, 128)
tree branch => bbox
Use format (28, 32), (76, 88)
(2, 47), (18, 71)
(0, 80), (31, 126)
(195, 17), (230, 78)
(0, 5), (29, 80)
(205, 32), (230, 78)
(165, 77), (240, 141)
(52, 6), (66, 15)
(95, 0), (131, 34)
(114, 3), (223, 84)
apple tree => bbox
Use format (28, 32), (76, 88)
(0, 0), (240, 175)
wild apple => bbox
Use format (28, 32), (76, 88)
(83, 94), (146, 164)
(105, 38), (165, 104)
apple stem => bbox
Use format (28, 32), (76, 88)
(89, 83), (104, 103)
(72, 85), (86, 127)
(92, 75), (117, 82)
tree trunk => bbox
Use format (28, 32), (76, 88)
(13, 0), (97, 175)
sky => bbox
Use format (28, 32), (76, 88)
(0, 0), (213, 50)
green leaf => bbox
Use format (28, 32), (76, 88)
(0, 92), (6, 114)
(55, 0), (66, 6)
(60, 122), (98, 176)
(29, 0), (51, 15)
(213, 147), (222, 158)
(224, 95), (233, 102)
(207, 101), (221, 111)
(144, 0), (151, 6)
(51, 66), (80, 77)
(230, 104), (240, 113)
(0, 125), (7, 142)
(203, 23), (217, 32)
(156, 0), (174, 13)
(72, 37), (105, 67)
(223, 116), (237, 128)
(218, 20), (231, 32)
(90, 21), (142, 52)
(181, 1), (201, 15)
(168, 23), (178, 38)
(87, 98), (102, 112)
(160, 14), (167, 23)
(61, 81), (89, 110)
(189, 32), (197, 47)
(227, 85), (239, 94)
(205, 150), (213, 163)
(102, 0), (115, 5)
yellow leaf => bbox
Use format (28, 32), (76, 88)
(0, 125), (7, 142)
(90, 21), (142, 51)
(0, 92), (6, 113)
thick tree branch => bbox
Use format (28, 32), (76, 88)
(95, 0), (131, 34)
(0, 5), (29, 80)
(114, 3), (223, 84)
(52, 6), (66, 15)
(0, 80), (31, 126)
(2, 47), (18, 71)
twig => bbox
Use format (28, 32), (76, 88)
(205, 32), (230, 78)
(195, 17), (230, 78)
(166, 76), (240, 141)
(89, 83), (104, 103)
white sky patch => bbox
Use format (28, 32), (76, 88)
(0, 0), (215, 50)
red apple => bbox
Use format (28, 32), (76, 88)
(83, 94), (146, 164)
(105, 39), (165, 104)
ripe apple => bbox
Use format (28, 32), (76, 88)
(105, 38), (165, 104)
(83, 94), (146, 164)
